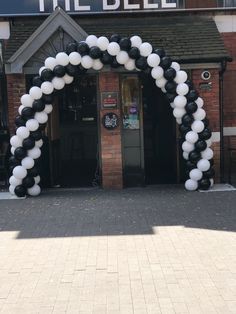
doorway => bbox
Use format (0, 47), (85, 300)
(141, 74), (177, 184)
(49, 75), (99, 187)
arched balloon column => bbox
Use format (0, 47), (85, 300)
(9, 34), (215, 197)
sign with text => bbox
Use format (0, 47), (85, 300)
(101, 92), (119, 109)
(102, 112), (119, 130)
(0, 0), (180, 16)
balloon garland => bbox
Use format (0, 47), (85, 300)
(9, 34), (215, 197)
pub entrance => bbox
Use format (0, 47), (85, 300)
(48, 74), (99, 187)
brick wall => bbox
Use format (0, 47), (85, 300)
(6, 74), (26, 135)
(185, 0), (217, 8)
(99, 72), (123, 189)
(192, 68), (220, 181)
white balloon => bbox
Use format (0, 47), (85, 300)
(39, 66), (46, 76)
(171, 62), (180, 72)
(29, 86), (42, 100)
(182, 141), (195, 153)
(161, 87), (167, 93)
(191, 120), (205, 133)
(170, 102), (175, 109)
(140, 42), (152, 57)
(124, 59), (135, 71)
(174, 70), (188, 84)
(197, 159), (211, 172)
(41, 81), (54, 95)
(176, 83), (189, 96)
(156, 78), (167, 89)
(9, 176), (22, 187)
(107, 42), (120, 56)
(147, 54), (160, 67)
(16, 127), (30, 140)
(151, 66), (164, 80)
(28, 147), (41, 159)
(185, 179), (198, 191)
(10, 135), (23, 148)
(69, 52), (81, 66)
(35, 139), (43, 148)
(21, 157), (34, 169)
(81, 55), (94, 69)
(45, 57), (58, 70)
(52, 77), (65, 90)
(201, 148), (214, 160)
(56, 52), (69, 66)
(186, 131), (199, 144)
(26, 119), (39, 132)
(210, 179), (214, 187)
(13, 166), (27, 180)
(130, 35), (142, 48)
(21, 94), (33, 107)
(9, 185), (16, 195)
(190, 169), (203, 181)
(34, 112), (48, 124)
(92, 59), (103, 70)
(44, 104), (53, 114)
(174, 95), (187, 108)
(206, 138), (212, 148)
(63, 74), (74, 84)
(34, 175), (41, 185)
(173, 107), (186, 119)
(176, 118), (182, 125)
(18, 105), (25, 115)
(85, 35), (98, 48)
(97, 36), (109, 51)
(11, 147), (16, 155)
(116, 51), (129, 65)
(27, 184), (41, 196)
(183, 152), (189, 160)
(195, 97), (204, 108)
(193, 108), (206, 121)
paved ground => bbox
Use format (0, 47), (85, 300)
(0, 186), (236, 314)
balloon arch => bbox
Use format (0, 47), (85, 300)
(9, 34), (215, 197)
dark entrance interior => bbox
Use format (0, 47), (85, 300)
(50, 75), (99, 187)
(141, 74), (177, 184)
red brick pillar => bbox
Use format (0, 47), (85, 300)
(192, 68), (220, 182)
(7, 74), (26, 135)
(99, 72), (123, 189)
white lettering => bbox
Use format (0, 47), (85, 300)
(144, 0), (158, 9)
(53, 0), (58, 10)
(74, 0), (91, 11)
(124, 0), (140, 10)
(39, 0), (45, 11)
(162, 0), (177, 8)
(103, 0), (120, 10)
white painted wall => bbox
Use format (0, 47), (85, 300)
(0, 22), (10, 39)
(214, 15), (236, 33)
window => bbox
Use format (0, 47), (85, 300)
(218, 0), (236, 6)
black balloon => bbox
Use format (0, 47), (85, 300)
(89, 46), (102, 59)
(199, 128), (212, 140)
(110, 34), (121, 43)
(78, 65), (87, 74)
(165, 93), (176, 103)
(32, 76), (43, 87)
(195, 140), (207, 152)
(182, 114), (194, 127)
(14, 147), (27, 160)
(77, 41), (89, 55)
(202, 118), (209, 127)
(164, 68), (176, 81)
(160, 57), (172, 70)
(186, 160), (196, 171)
(32, 100), (45, 112)
(209, 159), (214, 167)
(30, 130), (42, 141)
(22, 176), (35, 188)
(154, 48), (166, 58)
(27, 166), (39, 177)
(128, 47), (140, 60)
(189, 151), (201, 163)
(185, 102), (198, 114)
(111, 57), (120, 68)
(22, 137), (35, 150)
(165, 81), (177, 93)
(41, 68), (54, 81)
(53, 65), (66, 78)
(187, 89), (199, 101)
(179, 124), (191, 135)
(9, 165), (15, 175)
(135, 57), (148, 70)
(14, 185), (27, 197)
(21, 107), (35, 119)
(42, 94), (54, 104)
(66, 64), (80, 77)
(119, 37), (131, 51)
(144, 67), (152, 76)
(15, 115), (26, 127)
(185, 79), (194, 90)
(9, 156), (20, 167)
(100, 51), (113, 64)
(199, 178), (211, 190)
(203, 168), (215, 178)
(66, 42), (78, 54)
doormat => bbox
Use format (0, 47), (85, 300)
(0, 192), (26, 200)
(199, 183), (236, 192)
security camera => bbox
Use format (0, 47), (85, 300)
(201, 70), (211, 81)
